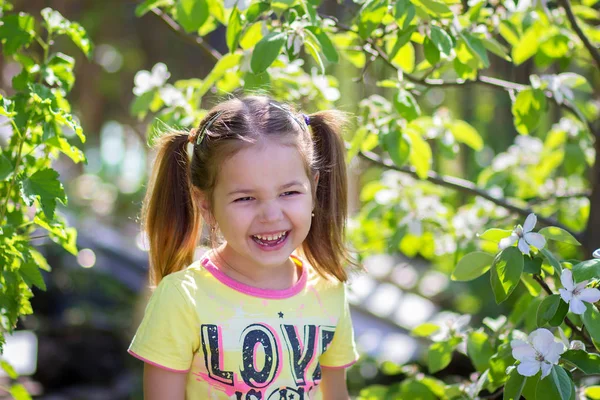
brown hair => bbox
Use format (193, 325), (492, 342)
(140, 95), (358, 286)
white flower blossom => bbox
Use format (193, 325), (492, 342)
(558, 327), (585, 351)
(558, 269), (600, 315)
(431, 313), (471, 342)
(498, 213), (546, 255)
(224, 0), (251, 11)
(133, 63), (170, 96)
(510, 328), (565, 378)
(593, 248), (600, 259)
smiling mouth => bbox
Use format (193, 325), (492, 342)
(251, 230), (290, 246)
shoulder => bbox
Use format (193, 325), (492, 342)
(301, 257), (348, 302)
(152, 260), (209, 303)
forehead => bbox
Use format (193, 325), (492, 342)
(215, 141), (310, 194)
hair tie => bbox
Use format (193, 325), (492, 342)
(194, 111), (224, 146)
(188, 128), (198, 144)
(302, 113), (311, 126)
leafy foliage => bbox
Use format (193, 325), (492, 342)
(0, 2), (89, 366)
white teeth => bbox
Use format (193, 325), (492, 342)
(254, 231), (286, 241)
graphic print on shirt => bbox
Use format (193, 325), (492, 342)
(195, 323), (336, 399)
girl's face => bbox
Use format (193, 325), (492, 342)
(206, 140), (317, 274)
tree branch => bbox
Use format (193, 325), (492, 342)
(356, 147), (583, 240)
(150, 8), (221, 62)
(325, 13), (595, 135)
(557, 0), (600, 71)
(532, 274), (594, 348)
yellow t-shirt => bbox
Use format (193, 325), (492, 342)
(128, 254), (359, 399)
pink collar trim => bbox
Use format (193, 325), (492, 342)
(200, 254), (307, 299)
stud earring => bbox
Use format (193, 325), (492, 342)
(311, 212), (315, 217)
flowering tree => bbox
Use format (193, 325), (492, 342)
(125, 0), (600, 397)
(1, 0), (598, 398)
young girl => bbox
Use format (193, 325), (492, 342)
(128, 95), (360, 399)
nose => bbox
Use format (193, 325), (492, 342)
(259, 199), (284, 222)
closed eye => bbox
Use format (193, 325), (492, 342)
(234, 197), (254, 202)
(282, 191), (300, 196)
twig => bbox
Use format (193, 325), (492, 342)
(532, 274), (594, 347)
(150, 8), (221, 62)
(557, 0), (600, 71)
(355, 147), (583, 240)
(527, 192), (591, 206)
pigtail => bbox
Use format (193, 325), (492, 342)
(301, 110), (359, 282)
(140, 131), (202, 286)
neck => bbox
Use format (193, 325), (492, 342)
(207, 245), (300, 290)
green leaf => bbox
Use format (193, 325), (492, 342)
(20, 255), (47, 291)
(482, 36), (511, 61)
(478, 228), (512, 243)
(561, 350), (600, 375)
(467, 331), (493, 373)
(428, 337), (461, 373)
(572, 259), (600, 282)
(539, 227), (581, 246)
(512, 88), (547, 135)
(246, 1), (270, 23)
(41, 8), (92, 57)
(358, 0), (387, 40)
(65, 20), (93, 58)
(512, 24), (542, 65)
(452, 251), (494, 281)
(304, 39), (324, 75)
(135, 0), (174, 17)
(462, 33), (489, 68)
(0, 13), (35, 55)
(393, 0), (410, 21)
(412, 322), (440, 337)
(383, 129), (411, 168)
(490, 247), (524, 304)
(0, 153), (14, 181)
(503, 367), (526, 400)
(1, 360), (17, 379)
(198, 52), (242, 97)
(448, 120), (483, 151)
(44, 53), (76, 91)
(251, 31), (286, 73)
(423, 37), (440, 65)
(583, 304), (600, 346)
(557, 72), (593, 93)
(45, 136), (86, 164)
(130, 89), (158, 119)
(176, 0), (209, 33)
(9, 384), (32, 400)
(20, 168), (67, 221)
(523, 256), (542, 274)
(548, 298), (568, 327)
(540, 248), (562, 274)
(399, 379), (437, 400)
(406, 128), (431, 179)
(388, 27), (416, 60)
(429, 25), (452, 56)
(550, 366), (575, 400)
(226, 7), (243, 53)
(416, 0), (453, 17)
(536, 294), (561, 327)
(306, 26), (339, 63)
(585, 386), (600, 399)
(394, 89), (421, 121)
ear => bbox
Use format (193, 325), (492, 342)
(311, 171), (320, 210)
(194, 189), (215, 225)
